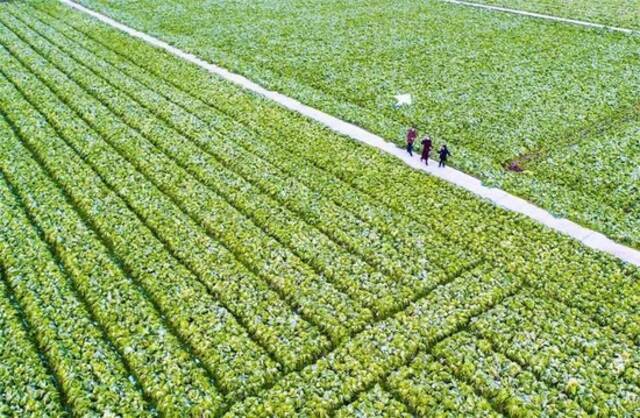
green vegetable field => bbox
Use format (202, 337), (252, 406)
(75, 0), (640, 249)
(0, 0), (639, 416)
(470, 0), (640, 30)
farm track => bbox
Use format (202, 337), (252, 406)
(31, 3), (640, 272)
(9, 8), (420, 318)
(440, 0), (638, 34)
(55, 0), (640, 254)
(6, 2), (504, 316)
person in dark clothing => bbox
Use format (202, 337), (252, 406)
(420, 135), (433, 165)
(438, 145), (451, 167)
(406, 127), (417, 156)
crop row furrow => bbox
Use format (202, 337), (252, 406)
(0, 47), (290, 402)
(0, 157), (152, 415)
(0, 262), (67, 416)
(333, 383), (413, 417)
(0, 14), (372, 348)
(9, 7), (447, 317)
(0, 21), (336, 365)
(471, 292), (640, 415)
(225, 265), (524, 415)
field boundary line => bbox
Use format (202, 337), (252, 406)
(59, 0), (640, 267)
(439, 0), (638, 34)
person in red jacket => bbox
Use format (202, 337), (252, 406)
(406, 127), (417, 156)
(420, 135), (433, 165)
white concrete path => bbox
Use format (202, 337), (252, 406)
(440, 0), (638, 35)
(61, 0), (640, 267)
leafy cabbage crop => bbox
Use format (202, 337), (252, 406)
(0, 1), (638, 416)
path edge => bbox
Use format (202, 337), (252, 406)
(440, 0), (638, 35)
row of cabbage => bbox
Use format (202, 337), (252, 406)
(1, 2), (639, 415)
(71, 0), (640, 249)
(0, 265), (65, 416)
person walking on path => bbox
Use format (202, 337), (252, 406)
(406, 127), (417, 156)
(420, 135), (433, 165)
(438, 145), (451, 167)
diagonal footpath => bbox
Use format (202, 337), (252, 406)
(439, 0), (639, 35)
(60, 0), (640, 267)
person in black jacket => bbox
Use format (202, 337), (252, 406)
(438, 145), (451, 167)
